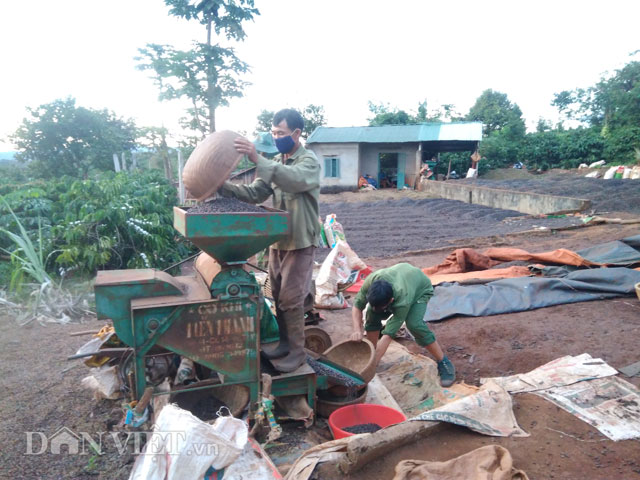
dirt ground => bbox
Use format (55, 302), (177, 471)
(1, 181), (639, 479)
(317, 222), (640, 480)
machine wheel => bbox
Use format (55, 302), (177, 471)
(304, 326), (332, 354)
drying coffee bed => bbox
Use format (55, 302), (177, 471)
(461, 174), (640, 215)
(188, 197), (264, 214)
(319, 198), (585, 258)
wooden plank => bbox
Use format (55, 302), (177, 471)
(338, 420), (446, 474)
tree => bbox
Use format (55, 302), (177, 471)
(301, 104), (326, 138)
(467, 89), (526, 136)
(137, 126), (174, 181)
(368, 100), (458, 126)
(368, 102), (413, 126)
(466, 90), (526, 167)
(137, 0), (259, 137)
(552, 56), (640, 162)
(254, 109), (274, 135)
(10, 98), (137, 179)
(535, 118), (553, 133)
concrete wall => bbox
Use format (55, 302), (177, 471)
(307, 142), (359, 188)
(420, 180), (591, 214)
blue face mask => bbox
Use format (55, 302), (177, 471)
(274, 134), (296, 154)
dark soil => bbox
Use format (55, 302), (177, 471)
(188, 197), (264, 214)
(342, 423), (382, 434)
(461, 173), (640, 214)
(320, 198), (586, 258)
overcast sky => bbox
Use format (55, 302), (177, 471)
(1, 0), (639, 151)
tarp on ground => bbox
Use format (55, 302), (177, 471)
(622, 234), (640, 250)
(482, 247), (600, 267)
(576, 239), (640, 266)
(423, 248), (502, 276)
(423, 238), (640, 278)
(429, 266), (533, 286)
(424, 267), (640, 322)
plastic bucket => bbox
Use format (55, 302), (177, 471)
(328, 403), (406, 439)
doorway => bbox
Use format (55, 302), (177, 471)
(378, 152), (406, 189)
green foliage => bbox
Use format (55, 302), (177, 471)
(0, 198), (51, 291)
(165, 0), (258, 42)
(0, 184), (53, 255)
(254, 105), (327, 138)
(439, 152), (473, 177)
(10, 98), (137, 179)
(551, 56), (640, 164)
(52, 171), (192, 273)
(368, 102), (413, 126)
(465, 90), (526, 167)
(368, 100), (461, 126)
(137, 43), (250, 136)
(254, 109), (274, 135)
(467, 89), (526, 137)
(137, 0), (259, 135)
(301, 104), (326, 138)
(137, 126), (177, 181)
(0, 164), (29, 185)
(602, 125), (640, 164)
(0, 171), (195, 287)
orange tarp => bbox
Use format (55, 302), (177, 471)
(482, 247), (601, 268)
(429, 266), (533, 286)
(423, 247), (603, 279)
(422, 248), (502, 276)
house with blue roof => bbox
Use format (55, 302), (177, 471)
(306, 122), (482, 190)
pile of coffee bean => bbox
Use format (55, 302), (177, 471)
(307, 358), (360, 388)
(343, 423), (382, 434)
(188, 197), (264, 214)
(191, 396), (230, 421)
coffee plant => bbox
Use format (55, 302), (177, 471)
(1, 170), (194, 284)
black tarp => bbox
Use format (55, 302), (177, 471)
(576, 239), (640, 266)
(425, 267), (640, 322)
(622, 234), (640, 250)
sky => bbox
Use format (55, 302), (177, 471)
(1, 0), (639, 151)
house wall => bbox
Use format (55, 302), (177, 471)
(360, 142), (421, 187)
(307, 143), (359, 188)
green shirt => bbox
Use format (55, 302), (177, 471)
(219, 145), (321, 251)
(354, 263), (434, 335)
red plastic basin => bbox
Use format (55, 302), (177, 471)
(328, 403), (407, 439)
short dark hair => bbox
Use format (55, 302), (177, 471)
(273, 109), (304, 132)
(366, 280), (393, 308)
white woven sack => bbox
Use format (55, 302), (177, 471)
(129, 404), (247, 480)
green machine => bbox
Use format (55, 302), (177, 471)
(94, 204), (363, 417)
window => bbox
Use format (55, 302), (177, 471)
(324, 156), (340, 178)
